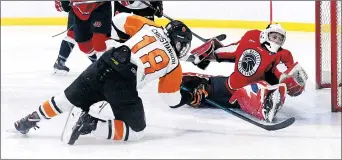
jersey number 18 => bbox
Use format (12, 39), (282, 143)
(132, 35), (170, 74)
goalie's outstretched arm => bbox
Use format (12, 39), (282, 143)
(214, 43), (238, 62)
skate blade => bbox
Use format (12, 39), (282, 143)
(6, 128), (20, 133)
(53, 69), (69, 76)
(5, 128), (28, 134)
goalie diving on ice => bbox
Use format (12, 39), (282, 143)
(180, 23), (308, 124)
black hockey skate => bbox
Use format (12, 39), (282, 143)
(53, 59), (70, 75)
(14, 111), (41, 134)
(68, 112), (98, 145)
(263, 89), (283, 122)
(88, 54), (97, 63)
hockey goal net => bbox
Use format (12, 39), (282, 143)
(315, 1), (341, 112)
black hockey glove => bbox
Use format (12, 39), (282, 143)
(189, 84), (208, 108)
(150, 1), (163, 18)
(55, 0), (71, 12)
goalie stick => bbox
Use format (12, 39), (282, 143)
(91, 86), (295, 131)
(181, 86), (296, 131)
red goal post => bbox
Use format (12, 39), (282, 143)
(315, 1), (341, 112)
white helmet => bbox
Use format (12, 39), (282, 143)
(259, 23), (286, 53)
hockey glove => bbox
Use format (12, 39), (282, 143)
(189, 84), (208, 108)
(279, 62), (308, 97)
(55, 0), (71, 12)
(151, 1), (163, 18)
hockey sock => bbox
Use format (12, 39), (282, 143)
(36, 97), (63, 120)
(36, 93), (75, 121)
(57, 39), (75, 62)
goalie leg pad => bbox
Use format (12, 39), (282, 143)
(229, 80), (287, 122)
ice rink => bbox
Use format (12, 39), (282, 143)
(1, 26), (341, 159)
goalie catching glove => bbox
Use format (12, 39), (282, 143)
(279, 62), (308, 97)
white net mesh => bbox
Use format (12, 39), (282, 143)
(318, 1), (341, 109)
(319, 1), (332, 84)
(337, 2), (341, 108)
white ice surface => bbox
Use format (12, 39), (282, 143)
(1, 26), (341, 159)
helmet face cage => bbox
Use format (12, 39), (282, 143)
(268, 32), (285, 45)
(260, 23), (286, 53)
(175, 41), (191, 59)
(166, 20), (192, 59)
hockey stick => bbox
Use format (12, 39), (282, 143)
(52, 1), (110, 38)
(71, 0), (102, 6)
(51, 0), (93, 37)
(180, 86), (295, 131)
(69, 1), (226, 42)
(52, 24), (74, 38)
(140, 1), (226, 42)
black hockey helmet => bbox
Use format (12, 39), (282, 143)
(165, 20), (192, 60)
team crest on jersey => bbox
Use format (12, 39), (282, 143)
(238, 49), (261, 77)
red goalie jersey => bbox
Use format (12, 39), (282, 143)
(185, 24), (308, 122)
(214, 29), (294, 93)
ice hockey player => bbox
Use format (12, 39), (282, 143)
(53, 0), (77, 74)
(114, 1), (163, 21)
(52, 1), (163, 75)
(13, 13), (196, 144)
(53, 0), (113, 74)
(181, 24), (308, 122)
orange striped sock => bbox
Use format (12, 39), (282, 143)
(37, 97), (63, 120)
(107, 120), (129, 141)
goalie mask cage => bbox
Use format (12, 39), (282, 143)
(315, 1), (341, 112)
